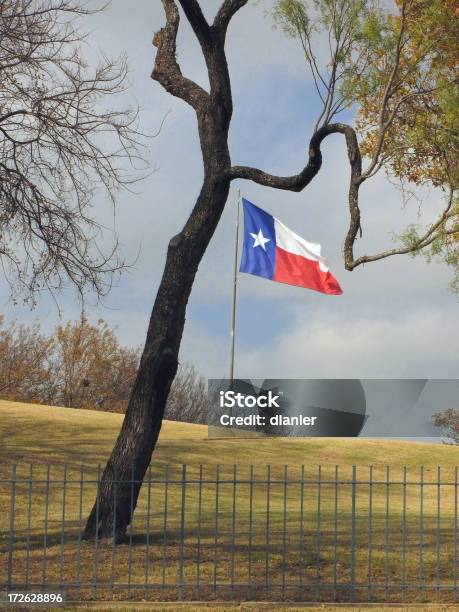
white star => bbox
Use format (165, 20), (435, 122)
(250, 229), (271, 251)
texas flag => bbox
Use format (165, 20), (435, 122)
(239, 198), (343, 295)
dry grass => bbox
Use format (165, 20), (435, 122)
(1, 399), (457, 469)
(0, 400), (457, 606)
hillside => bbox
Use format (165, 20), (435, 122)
(0, 399), (456, 470)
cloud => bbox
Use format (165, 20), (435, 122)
(234, 309), (459, 379)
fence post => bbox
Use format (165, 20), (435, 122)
(264, 464), (271, 596)
(7, 463), (17, 591)
(385, 465), (390, 599)
(436, 465), (441, 596)
(299, 465), (305, 594)
(25, 464), (33, 590)
(455, 466), (458, 602)
(178, 464), (187, 601)
(127, 463), (135, 598)
(213, 464), (220, 598)
(350, 465), (356, 602)
(42, 464), (51, 588)
(316, 465), (322, 601)
(92, 464), (101, 598)
(248, 464), (254, 600)
(333, 465), (338, 601)
(196, 464), (203, 598)
(420, 465), (424, 597)
(282, 464), (288, 599)
(231, 464), (237, 599)
(368, 465), (373, 602)
(402, 465), (407, 601)
(59, 464), (68, 590)
(77, 465), (84, 601)
(144, 465), (152, 598)
(161, 465), (170, 594)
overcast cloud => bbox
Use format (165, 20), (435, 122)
(1, 0), (457, 380)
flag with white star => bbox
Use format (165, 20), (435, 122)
(239, 198), (343, 295)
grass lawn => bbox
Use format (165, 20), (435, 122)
(0, 400), (457, 606)
(1, 399), (457, 468)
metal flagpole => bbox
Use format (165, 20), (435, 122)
(229, 189), (241, 383)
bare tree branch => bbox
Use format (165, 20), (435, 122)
(229, 123), (343, 190)
(361, 0), (408, 179)
(151, 0), (209, 111)
(177, 0), (211, 47)
(231, 120), (456, 272)
(348, 187), (457, 269)
(0, 0), (148, 305)
(230, 122), (363, 267)
(214, 0), (249, 36)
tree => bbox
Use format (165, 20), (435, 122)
(51, 320), (209, 417)
(0, 0), (145, 305)
(272, 0), (458, 273)
(52, 316), (139, 412)
(0, 312), (208, 418)
(165, 363), (208, 424)
(0, 313), (140, 411)
(84, 0), (458, 541)
(433, 409), (459, 445)
(0, 315), (55, 403)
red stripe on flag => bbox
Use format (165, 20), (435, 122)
(273, 247), (343, 295)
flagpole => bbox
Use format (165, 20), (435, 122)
(229, 189), (241, 383)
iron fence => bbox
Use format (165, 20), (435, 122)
(1, 462), (458, 603)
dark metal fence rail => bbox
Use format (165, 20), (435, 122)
(1, 463), (458, 603)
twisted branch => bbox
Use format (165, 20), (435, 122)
(230, 123), (363, 268)
(230, 122), (456, 270)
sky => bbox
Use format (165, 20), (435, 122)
(1, 0), (458, 380)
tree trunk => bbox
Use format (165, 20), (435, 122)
(82, 0), (366, 543)
(83, 104), (231, 541)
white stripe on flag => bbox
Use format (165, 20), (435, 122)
(274, 218), (329, 271)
